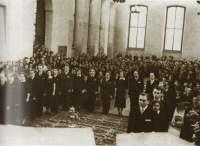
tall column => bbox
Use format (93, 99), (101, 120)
(44, 0), (53, 50)
(107, 1), (116, 58)
(73, 0), (89, 55)
(99, 0), (111, 55)
(88, 0), (102, 55)
(45, 10), (53, 50)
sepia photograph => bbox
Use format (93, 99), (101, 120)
(0, 0), (200, 145)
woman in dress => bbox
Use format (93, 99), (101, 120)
(45, 70), (55, 114)
(18, 72), (30, 124)
(151, 100), (168, 132)
(114, 71), (128, 116)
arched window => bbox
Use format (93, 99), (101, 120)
(164, 6), (185, 51)
(128, 5), (147, 49)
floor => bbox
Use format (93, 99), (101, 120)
(24, 110), (129, 145)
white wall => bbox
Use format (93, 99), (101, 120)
(114, 0), (200, 59)
(0, 0), (36, 61)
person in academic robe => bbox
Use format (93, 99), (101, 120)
(85, 68), (99, 113)
(114, 71), (128, 116)
(35, 64), (47, 118)
(60, 65), (74, 111)
(151, 100), (168, 132)
(72, 69), (85, 111)
(128, 70), (144, 108)
(100, 72), (114, 114)
(146, 72), (159, 100)
(27, 70), (38, 121)
(51, 68), (61, 113)
(127, 93), (156, 133)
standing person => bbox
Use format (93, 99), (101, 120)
(100, 72), (114, 114)
(96, 70), (104, 108)
(146, 72), (159, 100)
(0, 70), (6, 124)
(18, 72), (30, 124)
(45, 70), (55, 114)
(27, 70), (38, 121)
(60, 65), (74, 111)
(35, 64), (47, 118)
(115, 71), (128, 116)
(151, 100), (168, 132)
(85, 68), (99, 113)
(52, 68), (61, 113)
(4, 73), (19, 124)
(127, 93), (156, 133)
(72, 69), (85, 111)
(152, 86), (171, 122)
(128, 70), (144, 108)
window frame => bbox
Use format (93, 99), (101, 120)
(127, 5), (148, 50)
(163, 5), (186, 52)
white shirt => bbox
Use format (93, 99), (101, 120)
(150, 80), (154, 84)
(140, 105), (148, 114)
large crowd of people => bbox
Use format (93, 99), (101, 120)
(0, 45), (200, 145)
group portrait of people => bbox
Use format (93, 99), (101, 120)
(0, 45), (200, 145)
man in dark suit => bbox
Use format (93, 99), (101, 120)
(27, 70), (38, 120)
(128, 70), (144, 108)
(86, 68), (99, 113)
(52, 67), (61, 113)
(35, 64), (47, 118)
(60, 65), (74, 111)
(127, 93), (156, 133)
(146, 72), (159, 100)
(72, 68), (85, 110)
(100, 72), (114, 114)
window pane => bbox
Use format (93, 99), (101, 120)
(165, 29), (174, 50)
(137, 28), (145, 48)
(173, 29), (182, 51)
(130, 13), (138, 27)
(138, 6), (147, 27)
(175, 7), (184, 29)
(167, 7), (176, 28)
(129, 27), (137, 48)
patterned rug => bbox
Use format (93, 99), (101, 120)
(24, 110), (128, 145)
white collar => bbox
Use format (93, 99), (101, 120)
(154, 98), (161, 101)
(119, 77), (125, 80)
(157, 110), (160, 114)
(140, 105), (148, 111)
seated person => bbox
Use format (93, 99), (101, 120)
(182, 87), (193, 105)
